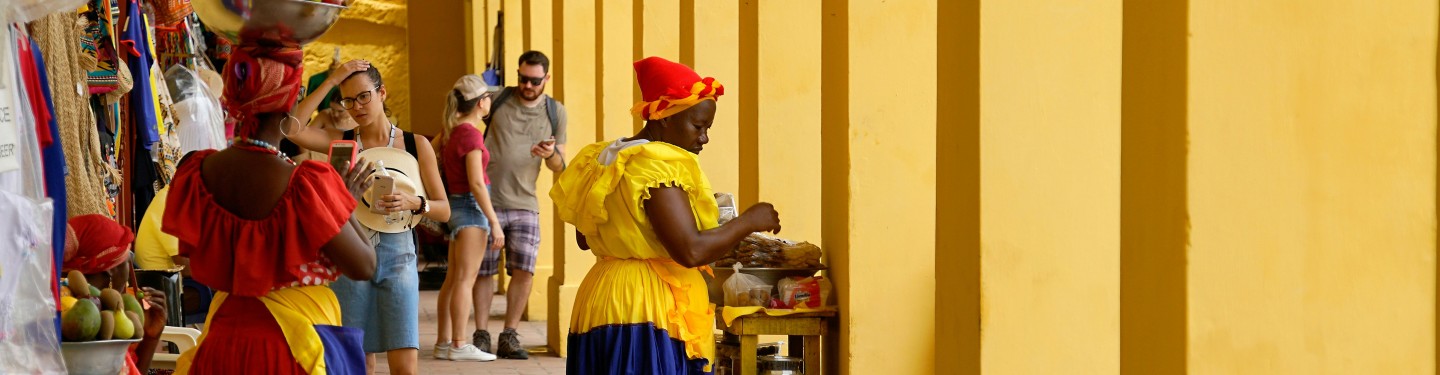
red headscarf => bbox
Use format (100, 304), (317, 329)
(64, 214), (135, 274)
(223, 46), (305, 138)
(630, 56), (724, 120)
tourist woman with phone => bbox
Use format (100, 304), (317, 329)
(286, 59), (450, 375)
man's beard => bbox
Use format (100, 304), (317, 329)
(520, 86), (544, 101)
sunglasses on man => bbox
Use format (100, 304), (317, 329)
(517, 72), (546, 86)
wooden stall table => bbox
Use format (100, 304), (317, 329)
(717, 309), (837, 375)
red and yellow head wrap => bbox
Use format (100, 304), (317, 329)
(222, 46), (305, 138)
(630, 56), (724, 121)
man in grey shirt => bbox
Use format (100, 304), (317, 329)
(474, 50), (566, 360)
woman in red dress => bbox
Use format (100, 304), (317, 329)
(162, 46), (377, 374)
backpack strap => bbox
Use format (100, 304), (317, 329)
(402, 130), (419, 159)
(545, 95), (559, 139)
(483, 88), (561, 140)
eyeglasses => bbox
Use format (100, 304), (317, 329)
(517, 72), (546, 86)
(339, 86), (381, 109)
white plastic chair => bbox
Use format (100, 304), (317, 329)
(151, 326), (201, 370)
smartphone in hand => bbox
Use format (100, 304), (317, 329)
(328, 140), (358, 172)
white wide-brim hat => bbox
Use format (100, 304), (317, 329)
(354, 147), (423, 233)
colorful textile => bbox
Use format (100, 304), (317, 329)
(550, 140), (721, 373)
(178, 286), (364, 374)
(629, 57), (724, 121)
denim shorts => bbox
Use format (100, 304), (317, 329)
(447, 193), (490, 240)
(331, 231), (419, 353)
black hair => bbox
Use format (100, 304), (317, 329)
(342, 65), (391, 117)
(518, 50), (550, 73)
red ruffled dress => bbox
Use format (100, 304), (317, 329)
(162, 150), (364, 374)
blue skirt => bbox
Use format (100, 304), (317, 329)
(567, 323), (711, 375)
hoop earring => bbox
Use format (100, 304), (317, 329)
(280, 114), (301, 137)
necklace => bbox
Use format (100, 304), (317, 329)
(357, 124), (396, 150)
(231, 137), (296, 165)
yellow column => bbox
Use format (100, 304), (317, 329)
(692, 0), (741, 199)
(600, 0), (636, 141)
(464, 0), (484, 73)
(525, 0), (557, 321)
(756, 0), (823, 245)
(547, 0), (600, 356)
(1120, 0), (1188, 373)
(824, 0), (938, 373)
(978, 1), (1121, 373)
(1186, 1), (1436, 373)
(639, 0), (679, 59)
(935, 0), (979, 372)
(503, 0), (524, 87)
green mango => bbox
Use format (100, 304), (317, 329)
(88, 285), (101, 299)
(122, 294), (145, 327)
(61, 299), (100, 341)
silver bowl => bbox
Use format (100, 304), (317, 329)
(707, 266), (825, 307)
(194, 0), (346, 47)
(60, 339), (143, 375)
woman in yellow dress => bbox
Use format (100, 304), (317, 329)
(551, 56), (782, 374)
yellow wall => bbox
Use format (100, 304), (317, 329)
(979, 1), (1121, 373)
(304, 0), (411, 130)
(435, 0), (1440, 374)
(1186, 1), (1437, 373)
(406, 0), (466, 137)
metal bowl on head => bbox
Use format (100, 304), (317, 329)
(193, 0), (346, 47)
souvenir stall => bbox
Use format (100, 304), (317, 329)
(0, 0), (332, 372)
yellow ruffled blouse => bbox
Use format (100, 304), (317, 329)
(551, 139), (720, 369)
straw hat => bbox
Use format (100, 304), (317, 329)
(354, 147), (423, 233)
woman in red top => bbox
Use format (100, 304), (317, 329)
(162, 46), (377, 374)
(429, 74), (506, 361)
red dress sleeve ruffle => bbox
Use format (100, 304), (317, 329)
(162, 150), (358, 297)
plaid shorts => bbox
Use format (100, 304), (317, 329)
(480, 209), (541, 276)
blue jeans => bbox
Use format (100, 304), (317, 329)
(331, 231), (419, 353)
(447, 192), (490, 240)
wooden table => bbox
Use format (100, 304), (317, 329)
(717, 310), (837, 375)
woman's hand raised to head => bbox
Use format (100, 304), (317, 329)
(344, 157), (374, 202)
(327, 59), (371, 85)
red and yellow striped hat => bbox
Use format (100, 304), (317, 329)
(630, 56), (725, 120)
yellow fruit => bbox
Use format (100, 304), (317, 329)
(112, 310), (135, 340)
(60, 296), (78, 312)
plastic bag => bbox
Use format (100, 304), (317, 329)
(777, 276), (833, 309)
(722, 264), (768, 307)
(0, 193), (66, 373)
(715, 193), (738, 224)
(165, 65), (226, 154)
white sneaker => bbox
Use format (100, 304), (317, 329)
(448, 344), (497, 362)
(433, 343), (451, 360)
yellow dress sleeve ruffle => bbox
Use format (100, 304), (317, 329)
(552, 141), (720, 240)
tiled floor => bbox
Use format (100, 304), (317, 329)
(372, 290), (566, 374)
